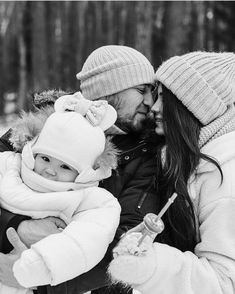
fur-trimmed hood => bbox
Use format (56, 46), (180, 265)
(10, 106), (55, 152)
(9, 106), (119, 176)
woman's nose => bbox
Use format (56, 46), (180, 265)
(143, 90), (154, 108)
(151, 101), (158, 113)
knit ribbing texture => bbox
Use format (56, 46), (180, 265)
(155, 51), (235, 125)
(77, 45), (155, 100)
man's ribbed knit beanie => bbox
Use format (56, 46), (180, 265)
(155, 51), (235, 125)
(76, 45), (155, 100)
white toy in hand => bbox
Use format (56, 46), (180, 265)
(109, 232), (156, 285)
(109, 218), (162, 285)
(113, 232), (153, 258)
(109, 193), (178, 285)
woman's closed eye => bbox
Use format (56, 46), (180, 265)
(136, 86), (146, 94)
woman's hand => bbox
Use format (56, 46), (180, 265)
(108, 232), (157, 285)
(0, 228), (27, 288)
(113, 232), (152, 257)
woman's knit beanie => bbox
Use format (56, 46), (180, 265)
(155, 51), (235, 125)
(76, 45), (155, 100)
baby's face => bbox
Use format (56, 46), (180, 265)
(34, 153), (79, 182)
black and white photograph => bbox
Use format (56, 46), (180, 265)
(0, 1), (235, 294)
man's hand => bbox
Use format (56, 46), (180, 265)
(17, 216), (66, 247)
(0, 228), (27, 288)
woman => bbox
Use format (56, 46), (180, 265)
(109, 51), (235, 294)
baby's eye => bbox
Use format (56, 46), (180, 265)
(61, 164), (72, 171)
(41, 156), (50, 162)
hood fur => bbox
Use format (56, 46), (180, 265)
(10, 106), (55, 152)
(33, 89), (71, 109)
(10, 106), (119, 172)
(94, 136), (119, 171)
(10, 88), (69, 150)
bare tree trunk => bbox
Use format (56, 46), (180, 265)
(93, 2), (104, 47)
(135, 1), (153, 61)
(162, 1), (191, 58)
(151, 1), (166, 68)
(0, 2), (4, 115)
(31, 1), (49, 91)
(76, 1), (88, 90)
(60, 2), (71, 89)
(17, 1), (27, 111)
(105, 1), (114, 44)
(193, 1), (207, 50)
(205, 1), (216, 51)
(1, 2), (17, 91)
(65, 1), (79, 90)
(84, 2), (97, 56)
(118, 2), (127, 45)
(124, 1), (136, 47)
(112, 2), (121, 44)
(46, 1), (62, 88)
(0, 33), (4, 116)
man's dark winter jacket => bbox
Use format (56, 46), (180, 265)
(0, 131), (160, 294)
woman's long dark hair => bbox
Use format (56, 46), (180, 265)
(156, 85), (223, 252)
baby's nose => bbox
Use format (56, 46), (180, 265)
(45, 167), (56, 176)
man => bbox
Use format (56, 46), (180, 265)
(0, 45), (161, 294)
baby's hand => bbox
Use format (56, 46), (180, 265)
(113, 232), (152, 258)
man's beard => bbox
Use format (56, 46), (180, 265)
(115, 116), (145, 136)
(115, 114), (164, 144)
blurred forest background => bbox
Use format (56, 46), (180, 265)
(0, 0), (235, 131)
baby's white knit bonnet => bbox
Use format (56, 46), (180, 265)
(30, 93), (117, 183)
(76, 45), (155, 100)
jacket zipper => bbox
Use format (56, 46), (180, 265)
(137, 192), (148, 209)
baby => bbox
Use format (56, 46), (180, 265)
(0, 92), (121, 294)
